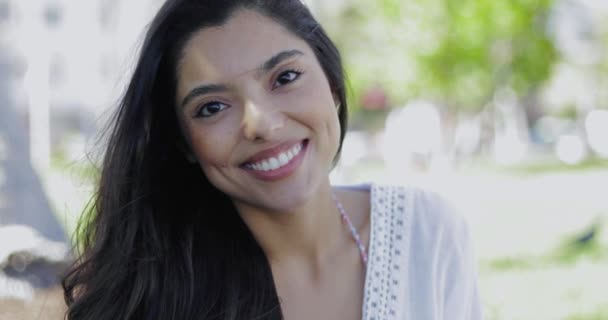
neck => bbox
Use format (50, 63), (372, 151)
(234, 180), (346, 267)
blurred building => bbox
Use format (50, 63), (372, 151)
(1, 0), (162, 169)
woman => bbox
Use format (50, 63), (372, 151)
(62, 0), (481, 319)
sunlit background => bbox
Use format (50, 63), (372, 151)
(1, 0), (607, 319)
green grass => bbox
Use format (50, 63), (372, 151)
(566, 308), (608, 320)
(551, 237), (607, 265)
(486, 255), (537, 271)
(485, 222), (607, 272)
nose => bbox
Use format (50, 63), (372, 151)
(241, 99), (285, 141)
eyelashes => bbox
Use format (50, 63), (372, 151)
(193, 68), (305, 119)
(272, 69), (303, 89)
(195, 101), (230, 118)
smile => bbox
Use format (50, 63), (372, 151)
(244, 142), (303, 171)
(241, 139), (308, 180)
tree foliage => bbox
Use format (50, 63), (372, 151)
(329, 0), (557, 113)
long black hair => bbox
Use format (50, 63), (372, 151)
(62, 0), (348, 319)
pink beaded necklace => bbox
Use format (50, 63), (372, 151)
(332, 193), (368, 266)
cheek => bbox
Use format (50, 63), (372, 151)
(190, 133), (234, 190)
(186, 125), (236, 167)
(302, 96), (341, 157)
(296, 79), (341, 153)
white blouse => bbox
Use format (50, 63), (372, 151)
(360, 184), (482, 320)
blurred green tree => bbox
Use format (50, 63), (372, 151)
(328, 0), (557, 114)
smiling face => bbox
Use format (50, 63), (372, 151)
(175, 9), (341, 213)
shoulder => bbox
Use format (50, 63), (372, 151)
(371, 184), (467, 230)
(411, 187), (469, 242)
(366, 184), (482, 319)
(371, 184), (471, 257)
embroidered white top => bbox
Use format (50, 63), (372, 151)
(360, 184), (482, 320)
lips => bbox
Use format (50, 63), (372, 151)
(241, 140), (306, 169)
(240, 139), (309, 180)
(243, 142), (303, 171)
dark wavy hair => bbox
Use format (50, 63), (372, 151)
(62, 0), (348, 319)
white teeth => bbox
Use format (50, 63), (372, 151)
(247, 142), (304, 172)
(278, 153), (289, 166)
(269, 157), (279, 168)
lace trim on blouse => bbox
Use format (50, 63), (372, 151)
(361, 185), (411, 320)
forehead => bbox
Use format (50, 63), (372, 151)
(178, 9), (311, 86)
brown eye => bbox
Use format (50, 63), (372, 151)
(195, 101), (229, 118)
(273, 70), (302, 89)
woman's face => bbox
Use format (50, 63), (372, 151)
(175, 9), (341, 213)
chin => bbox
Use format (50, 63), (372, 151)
(235, 182), (319, 214)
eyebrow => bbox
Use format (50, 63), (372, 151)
(259, 49), (304, 73)
(180, 49), (304, 109)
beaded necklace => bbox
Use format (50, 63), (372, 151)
(332, 193), (368, 266)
